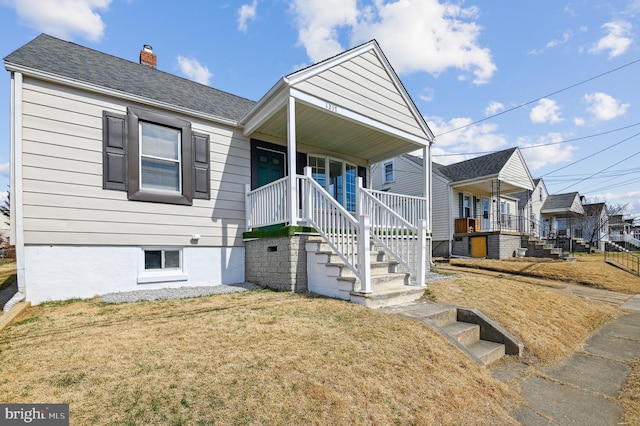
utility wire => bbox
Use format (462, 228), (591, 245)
(434, 57), (640, 138)
(555, 149), (640, 193)
(540, 131), (640, 177)
(432, 121), (640, 158)
(587, 175), (640, 194)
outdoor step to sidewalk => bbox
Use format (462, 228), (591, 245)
(467, 340), (506, 366)
(442, 321), (480, 346)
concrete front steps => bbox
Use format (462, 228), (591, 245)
(381, 301), (523, 366)
(521, 235), (564, 259)
(305, 238), (425, 308)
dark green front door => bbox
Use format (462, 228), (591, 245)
(257, 149), (285, 186)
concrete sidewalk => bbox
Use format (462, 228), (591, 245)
(500, 294), (640, 425)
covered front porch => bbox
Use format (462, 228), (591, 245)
(240, 41), (434, 304)
(451, 179), (535, 259)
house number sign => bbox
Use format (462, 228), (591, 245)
(325, 102), (338, 113)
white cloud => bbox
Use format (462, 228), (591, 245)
(176, 55), (213, 86)
(583, 92), (629, 121)
(5, 0), (111, 42)
(484, 101), (504, 116)
(419, 87), (434, 103)
(352, 0), (496, 84)
(427, 115), (508, 164)
(573, 117), (586, 126)
(0, 163), (9, 178)
(238, 0), (258, 33)
(289, 0), (496, 84)
(289, 0), (359, 62)
(518, 133), (577, 170)
(530, 98), (563, 124)
(589, 20), (633, 58)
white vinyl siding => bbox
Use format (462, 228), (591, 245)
(499, 151), (534, 190)
(372, 157), (424, 195)
(293, 51), (426, 139)
(431, 175), (451, 241)
(19, 77), (249, 246)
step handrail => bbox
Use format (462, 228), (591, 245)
(298, 170), (372, 293)
(359, 184), (426, 287)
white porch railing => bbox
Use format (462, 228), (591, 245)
(624, 233), (640, 249)
(245, 168), (429, 291)
(359, 186), (426, 286)
(245, 177), (289, 229)
(365, 189), (427, 226)
(298, 171), (372, 293)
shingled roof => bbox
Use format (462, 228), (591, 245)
(4, 34), (256, 122)
(432, 148), (517, 182)
(541, 192), (581, 212)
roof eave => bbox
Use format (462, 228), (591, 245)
(6, 62), (241, 128)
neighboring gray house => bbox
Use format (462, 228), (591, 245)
(6, 34), (433, 306)
(540, 192), (585, 239)
(374, 147), (535, 259)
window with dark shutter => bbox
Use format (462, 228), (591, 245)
(102, 107), (210, 205)
(102, 111), (127, 191)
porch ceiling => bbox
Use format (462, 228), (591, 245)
(452, 179), (527, 196)
(247, 102), (423, 164)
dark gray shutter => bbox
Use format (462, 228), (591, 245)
(473, 196), (477, 218)
(459, 193), (463, 218)
(192, 132), (210, 200)
(102, 111), (127, 191)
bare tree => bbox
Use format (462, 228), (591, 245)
(581, 202), (627, 250)
(0, 188), (8, 226)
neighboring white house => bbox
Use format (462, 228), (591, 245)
(511, 178), (549, 238)
(373, 148), (535, 259)
(5, 34), (433, 306)
(581, 202), (609, 250)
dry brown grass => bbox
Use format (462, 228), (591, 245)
(0, 259), (16, 291)
(449, 253), (640, 294)
(621, 359), (640, 425)
(427, 274), (620, 364)
(0, 291), (518, 425)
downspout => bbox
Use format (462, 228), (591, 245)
(423, 145), (434, 267)
(5, 71), (26, 312)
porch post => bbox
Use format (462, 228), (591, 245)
(287, 96), (298, 225)
(424, 145), (433, 267)
(417, 219), (427, 287)
(359, 215), (372, 293)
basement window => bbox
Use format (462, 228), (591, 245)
(138, 248), (188, 284)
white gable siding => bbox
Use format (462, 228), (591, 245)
(20, 77), (249, 247)
(500, 151), (533, 190)
(292, 51), (426, 139)
(431, 175), (451, 241)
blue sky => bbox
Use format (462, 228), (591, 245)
(1, 0), (639, 215)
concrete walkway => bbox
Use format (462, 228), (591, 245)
(496, 295), (640, 425)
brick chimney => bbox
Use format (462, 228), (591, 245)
(139, 44), (156, 68)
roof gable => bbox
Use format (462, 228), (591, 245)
(541, 192), (584, 214)
(285, 40), (433, 142)
(437, 148), (517, 183)
(4, 34), (256, 123)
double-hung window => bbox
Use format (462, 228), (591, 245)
(383, 161), (394, 184)
(102, 107), (211, 204)
(140, 122), (181, 193)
